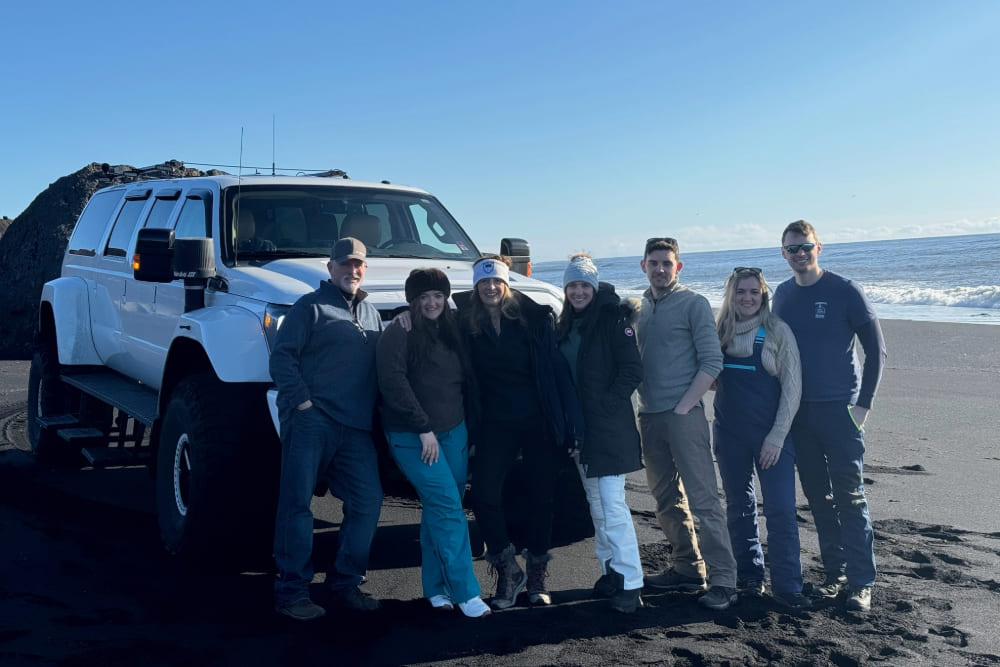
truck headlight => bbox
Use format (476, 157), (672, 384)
(263, 304), (290, 352)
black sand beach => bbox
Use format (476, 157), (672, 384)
(1, 319), (998, 666)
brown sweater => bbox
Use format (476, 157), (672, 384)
(376, 322), (465, 434)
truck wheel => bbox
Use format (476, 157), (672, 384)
(26, 343), (83, 467)
(156, 373), (277, 567)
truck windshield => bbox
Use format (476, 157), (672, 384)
(223, 185), (481, 262)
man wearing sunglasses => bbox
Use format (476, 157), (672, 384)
(633, 237), (738, 611)
(773, 220), (886, 613)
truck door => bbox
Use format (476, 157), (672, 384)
(119, 189), (214, 388)
(119, 189), (183, 386)
(92, 190), (151, 369)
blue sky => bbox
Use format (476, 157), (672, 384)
(3, 1), (998, 261)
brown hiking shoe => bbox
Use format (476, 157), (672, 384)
(645, 567), (707, 591)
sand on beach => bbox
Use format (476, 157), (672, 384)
(0, 319), (998, 666)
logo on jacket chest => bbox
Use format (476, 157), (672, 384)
(813, 301), (827, 319)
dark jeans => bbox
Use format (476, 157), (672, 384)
(470, 421), (558, 557)
(792, 401), (876, 588)
(714, 426), (803, 594)
(273, 407), (383, 605)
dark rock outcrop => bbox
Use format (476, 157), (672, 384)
(0, 161), (220, 359)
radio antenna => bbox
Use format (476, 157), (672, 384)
(272, 114), (276, 176)
(235, 127), (244, 262)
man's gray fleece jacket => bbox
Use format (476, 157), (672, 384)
(631, 282), (723, 414)
(269, 280), (384, 431)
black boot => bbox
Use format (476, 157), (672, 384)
(610, 587), (644, 613)
(524, 551), (552, 605)
(593, 558), (625, 598)
(485, 544), (526, 610)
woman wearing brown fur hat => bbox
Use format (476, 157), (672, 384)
(376, 268), (490, 618)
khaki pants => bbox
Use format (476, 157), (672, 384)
(639, 406), (737, 588)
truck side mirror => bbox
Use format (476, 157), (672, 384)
(501, 237), (531, 276)
(133, 227), (175, 282)
(173, 238), (216, 312)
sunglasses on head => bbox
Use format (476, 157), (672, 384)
(783, 242), (816, 254)
(732, 266), (762, 276)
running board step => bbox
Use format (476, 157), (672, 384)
(57, 426), (108, 443)
(81, 446), (152, 467)
(38, 414), (80, 429)
(60, 369), (159, 426)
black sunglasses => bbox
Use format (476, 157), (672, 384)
(783, 242), (816, 254)
(646, 237), (678, 246)
(733, 266), (762, 276)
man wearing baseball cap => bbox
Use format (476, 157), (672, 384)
(269, 236), (385, 620)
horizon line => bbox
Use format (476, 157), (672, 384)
(531, 229), (1000, 264)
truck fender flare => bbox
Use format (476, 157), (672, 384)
(170, 307), (271, 383)
(40, 278), (102, 365)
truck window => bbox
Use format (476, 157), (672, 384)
(144, 196), (180, 230)
(223, 185), (480, 261)
(174, 193), (212, 238)
(412, 203), (470, 256)
(67, 190), (124, 256)
(267, 206), (307, 245)
(105, 197), (150, 258)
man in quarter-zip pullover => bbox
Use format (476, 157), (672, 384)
(633, 237), (738, 611)
(270, 237), (385, 620)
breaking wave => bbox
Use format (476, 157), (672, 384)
(864, 285), (1000, 310)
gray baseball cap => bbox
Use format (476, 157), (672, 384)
(331, 237), (367, 263)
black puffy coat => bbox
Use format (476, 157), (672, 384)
(557, 283), (643, 478)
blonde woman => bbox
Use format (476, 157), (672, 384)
(458, 255), (581, 610)
(713, 267), (810, 610)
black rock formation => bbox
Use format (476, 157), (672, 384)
(0, 161), (221, 359)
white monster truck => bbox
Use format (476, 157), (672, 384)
(28, 173), (568, 565)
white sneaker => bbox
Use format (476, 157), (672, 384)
(428, 594), (453, 610)
(458, 596), (492, 618)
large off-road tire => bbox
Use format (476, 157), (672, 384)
(155, 373), (279, 568)
(26, 343), (84, 467)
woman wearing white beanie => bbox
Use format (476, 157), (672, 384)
(392, 254), (583, 610)
(458, 254), (582, 610)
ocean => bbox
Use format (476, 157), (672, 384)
(531, 233), (1000, 326)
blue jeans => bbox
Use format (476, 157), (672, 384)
(273, 407), (383, 605)
(714, 427), (803, 594)
(792, 401), (876, 588)
(387, 422), (480, 603)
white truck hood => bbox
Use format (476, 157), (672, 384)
(218, 257), (564, 312)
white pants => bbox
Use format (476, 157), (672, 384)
(577, 464), (644, 590)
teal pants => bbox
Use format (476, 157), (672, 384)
(386, 422), (480, 603)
